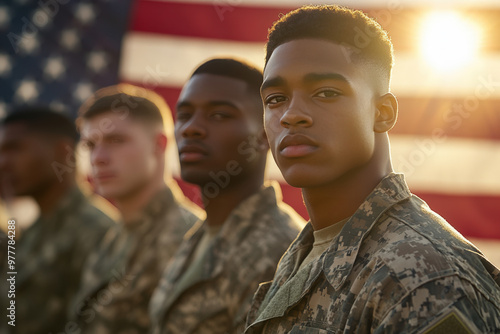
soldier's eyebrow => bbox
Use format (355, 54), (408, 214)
(261, 76), (286, 92)
(261, 73), (350, 93)
(176, 100), (192, 111)
(303, 72), (350, 85)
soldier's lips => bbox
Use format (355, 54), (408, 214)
(178, 143), (208, 163)
(179, 152), (207, 163)
(94, 173), (117, 182)
(279, 134), (318, 158)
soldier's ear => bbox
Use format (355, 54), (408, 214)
(374, 92), (398, 133)
(155, 132), (167, 154)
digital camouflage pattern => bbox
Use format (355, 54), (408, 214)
(245, 173), (500, 334)
(149, 183), (305, 334)
(9, 187), (114, 334)
(70, 184), (202, 334)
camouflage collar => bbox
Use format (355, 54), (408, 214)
(123, 185), (177, 232)
(321, 173), (412, 289)
(182, 182), (281, 278)
(216, 182), (279, 243)
(32, 186), (84, 230)
(252, 173), (412, 324)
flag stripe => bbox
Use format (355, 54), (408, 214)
(151, 0), (500, 8)
(131, 1), (500, 52)
(120, 32), (500, 100)
(175, 176), (500, 240)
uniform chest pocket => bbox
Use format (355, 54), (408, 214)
(289, 324), (335, 334)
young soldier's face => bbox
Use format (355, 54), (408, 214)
(174, 73), (265, 188)
(262, 39), (378, 188)
(80, 112), (159, 200)
(0, 124), (60, 196)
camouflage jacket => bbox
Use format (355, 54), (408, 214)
(149, 183), (305, 334)
(70, 184), (201, 334)
(9, 187), (114, 334)
(245, 173), (500, 334)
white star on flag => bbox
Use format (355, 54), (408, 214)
(75, 3), (96, 24)
(44, 57), (65, 80)
(87, 51), (108, 73)
(15, 79), (39, 102)
(0, 54), (12, 77)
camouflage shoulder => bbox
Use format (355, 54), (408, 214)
(378, 276), (500, 333)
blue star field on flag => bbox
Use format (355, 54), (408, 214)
(0, 0), (133, 119)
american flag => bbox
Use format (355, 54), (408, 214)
(2, 0), (500, 264)
(0, 0), (133, 116)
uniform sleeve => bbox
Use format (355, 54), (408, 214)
(374, 276), (500, 334)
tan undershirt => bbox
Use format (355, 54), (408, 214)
(298, 217), (350, 271)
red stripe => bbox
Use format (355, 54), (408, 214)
(278, 185), (500, 240)
(393, 97), (500, 141)
(131, 1), (500, 52)
(130, 0), (289, 42)
(123, 82), (500, 141)
(414, 192), (500, 239)
(176, 178), (500, 239)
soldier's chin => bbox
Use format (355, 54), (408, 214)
(94, 185), (120, 201)
(280, 168), (315, 188)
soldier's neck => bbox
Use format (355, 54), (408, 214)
(303, 165), (392, 231)
(115, 179), (166, 225)
(34, 177), (75, 218)
(202, 177), (263, 227)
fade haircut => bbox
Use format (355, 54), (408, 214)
(1, 107), (79, 145)
(77, 84), (174, 139)
(265, 5), (394, 91)
(191, 58), (264, 114)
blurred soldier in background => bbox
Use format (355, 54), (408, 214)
(0, 108), (114, 334)
(149, 58), (305, 334)
(71, 84), (202, 333)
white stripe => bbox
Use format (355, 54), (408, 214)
(264, 135), (500, 195)
(119, 33), (265, 88)
(152, 0), (500, 9)
(120, 32), (500, 98)
(391, 135), (500, 195)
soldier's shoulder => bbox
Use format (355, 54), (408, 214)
(363, 197), (500, 301)
(70, 193), (116, 230)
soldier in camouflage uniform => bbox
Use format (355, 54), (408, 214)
(0, 109), (114, 334)
(149, 58), (305, 334)
(245, 5), (500, 333)
(70, 85), (202, 333)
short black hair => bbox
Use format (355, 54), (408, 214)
(78, 84), (173, 133)
(1, 107), (79, 143)
(266, 5), (394, 89)
(191, 58), (263, 99)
